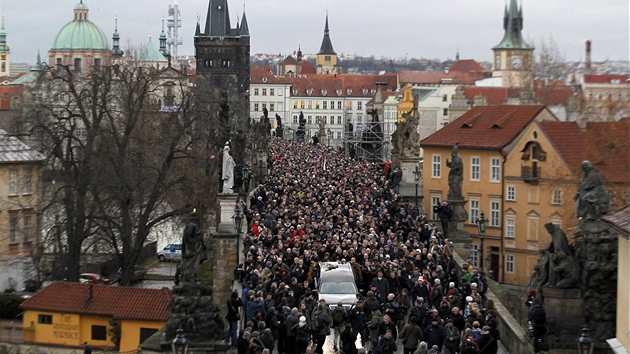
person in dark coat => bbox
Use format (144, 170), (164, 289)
(292, 316), (310, 354)
(260, 328), (275, 352)
(433, 201), (452, 237)
(341, 324), (357, 354)
(349, 301), (367, 347)
(285, 308), (300, 354)
(312, 303), (332, 354)
(476, 327), (497, 354)
(399, 317), (423, 354)
(371, 271), (390, 304)
(237, 330), (250, 354)
(379, 315), (398, 340)
(225, 291), (243, 347)
(422, 319), (444, 351)
(265, 307), (280, 341)
(391, 168), (402, 194)
(442, 319), (461, 354)
(378, 330), (398, 354)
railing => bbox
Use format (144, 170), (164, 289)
(521, 163), (541, 183)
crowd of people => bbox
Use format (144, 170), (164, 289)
(227, 139), (500, 354)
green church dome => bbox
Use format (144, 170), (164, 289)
(51, 2), (108, 51)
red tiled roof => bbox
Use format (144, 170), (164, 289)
(539, 118), (630, 184)
(449, 60), (485, 72)
(287, 73), (397, 98)
(601, 205), (630, 234)
(583, 74), (629, 84)
(21, 282), (172, 321)
(282, 56), (298, 65)
(420, 105), (549, 150)
(463, 85), (574, 106)
(299, 61), (316, 75)
(398, 70), (491, 85)
(251, 65), (291, 84)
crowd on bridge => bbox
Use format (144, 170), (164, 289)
(227, 138), (499, 354)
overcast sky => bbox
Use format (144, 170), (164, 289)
(5, 0), (629, 64)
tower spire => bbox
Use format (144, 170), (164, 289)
(240, 5), (249, 36)
(493, 0), (532, 50)
(317, 12), (335, 55)
(160, 16), (170, 58)
(112, 14), (124, 58)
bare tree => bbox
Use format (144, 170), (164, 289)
(21, 62), (223, 285)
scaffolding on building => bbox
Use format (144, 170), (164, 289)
(343, 120), (389, 163)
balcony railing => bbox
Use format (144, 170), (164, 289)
(521, 163), (541, 183)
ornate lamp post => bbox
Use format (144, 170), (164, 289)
(257, 147), (264, 185)
(171, 327), (189, 354)
(576, 327), (594, 354)
(476, 211), (488, 270)
(412, 166), (421, 206)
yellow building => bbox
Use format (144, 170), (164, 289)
(602, 206), (630, 353)
(422, 107), (629, 286)
(420, 105), (557, 283)
(21, 281), (171, 353)
(0, 130), (45, 292)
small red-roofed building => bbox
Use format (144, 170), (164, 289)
(579, 74), (630, 123)
(21, 282), (171, 352)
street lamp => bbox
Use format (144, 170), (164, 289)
(412, 166), (421, 206)
(233, 211), (243, 234)
(327, 129), (331, 147)
(257, 147), (264, 185)
(577, 327), (594, 354)
(476, 211), (488, 271)
(171, 327), (189, 354)
(241, 165), (251, 193)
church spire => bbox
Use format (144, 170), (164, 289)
(112, 14), (124, 58)
(240, 6), (249, 36)
(493, 0), (532, 50)
(317, 12), (336, 55)
(159, 16), (170, 58)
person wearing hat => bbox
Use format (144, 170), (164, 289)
(260, 328), (275, 352)
(399, 316), (423, 354)
(292, 316), (310, 354)
(378, 329), (398, 354)
(367, 306), (383, 348)
(525, 289), (536, 307)
(349, 301), (367, 347)
(476, 326), (497, 354)
(443, 319), (461, 354)
(422, 317), (444, 352)
(410, 298), (428, 325)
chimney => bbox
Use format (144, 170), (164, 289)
(585, 40), (592, 72)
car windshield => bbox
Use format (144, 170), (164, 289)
(320, 282), (356, 294)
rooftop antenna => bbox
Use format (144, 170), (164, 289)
(166, 0), (183, 59)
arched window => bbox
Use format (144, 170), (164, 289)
(1, 62), (5, 73)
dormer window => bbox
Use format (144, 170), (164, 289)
(371, 89), (376, 95)
(363, 89), (368, 95)
(347, 89), (352, 95)
(293, 89), (298, 95)
(306, 89), (313, 96)
(322, 89), (327, 96)
(262, 77), (267, 83)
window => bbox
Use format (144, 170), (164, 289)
(469, 199), (479, 224)
(293, 115), (298, 124)
(552, 189), (562, 205)
(443, 108), (448, 116)
(262, 88), (267, 96)
(506, 186), (516, 201)
(222, 60), (231, 68)
(9, 216), (17, 243)
(74, 58), (81, 73)
(471, 157), (480, 181)
(329, 116), (334, 124)
(269, 103), (275, 112)
(490, 201), (500, 227)
(431, 196), (441, 219)
(140, 328), (159, 344)
(300, 101), (305, 109)
(307, 101), (313, 109)
(336, 131), (342, 139)
(92, 325), (107, 341)
(506, 219), (515, 238)
(307, 116), (312, 124)
(432, 155), (441, 178)
(316, 101), (321, 109)
(506, 254), (514, 273)
(330, 101), (335, 109)
(270, 88), (275, 96)
(325, 55), (331, 61)
(253, 103), (259, 112)
(9, 171), (17, 195)
(38, 315), (52, 324)
(471, 244), (479, 267)
(357, 102), (363, 111)
(337, 101), (342, 110)
(337, 116), (342, 125)
(491, 158), (501, 182)
(93, 58), (101, 71)
(323, 101), (328, 110)
(347, 101), (352, 110)
(357, 114), (363, 122)
(262, 104), (267, 111)
(254, 88), (259, 96)
(315, 116), (321, 124)
(442, 94), (448, 102)
(23, 216), (31, 242)
(293, 100), (298, 109)
(624, 189), (630, 204)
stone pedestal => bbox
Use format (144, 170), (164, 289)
(217, 193), (239, 234)
(212, 233), (240, 305)
(542, 287), (583, 342)
(447, 197), (469, 239)
(165, 283), (224, 342)
(399, 157), (420, 183)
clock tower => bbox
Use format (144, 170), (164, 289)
(491, 0), (534, 88)
(0, 11), (10, 76)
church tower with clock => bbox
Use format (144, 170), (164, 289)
(491, 0), (534, 88)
